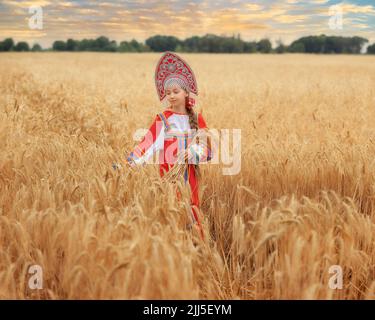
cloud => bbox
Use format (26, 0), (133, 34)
(273, 14), (307, 23)
(340, 3), (375, 14)
(0, 0), (374, 47)
(244, 4), (264, 11)
(58, 2), (78, 8)
(2, 0), (52, 7)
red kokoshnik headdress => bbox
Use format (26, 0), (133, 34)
(155, 51), (198, 108)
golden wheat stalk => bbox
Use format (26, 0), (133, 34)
(163, 128), (211, 183)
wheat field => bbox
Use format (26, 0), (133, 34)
(1, 52), (375, 299)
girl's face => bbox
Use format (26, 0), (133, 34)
(165, 84), (188, 107)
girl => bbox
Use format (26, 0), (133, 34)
(124, 51), (212, 240)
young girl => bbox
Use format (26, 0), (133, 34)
(124, 51), (212, 240)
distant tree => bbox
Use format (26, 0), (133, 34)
(275, 39), (286, 53)
(31, 43), (42, 51)
(93, 36), (109, 51)
(275, 44), (286, 53)
(129, 39), (141, 52)
(53, 40), (67, 51)
(84, 36), (117, 51)
(14, 41), (30, 51)
(145, 35), (180, 52)
(118, 39), (149, 52)
(199, 34), (220, 52)
(243, 41), (257, 53)
(257, 39), (272, 53)
(198, 34), (210, 52)
(140, 43), (151, 52)
(350, 36), (368, 54)
(107, 40), (118, 52)
(288, 42), (305, 53)
(0, 38), (15, 51)
(78, 39), (94, 51)
(175, 44), (184, 52)
(220, 35), (244, 53)
(183, 36), (200, 52)
(368, 43), (375, 54)
(3, 33), (370, 54)
(66, 38), (78, 51)
(300, 35), (325, 53)
(288, 35), (368, 54)
(118, 41), (133, 52)
(181, 34), (246, 53)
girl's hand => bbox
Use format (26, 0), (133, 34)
(126, 156), (137, 168)
(112, 159), (136, 171)
(187, 144), (205, 164)
(112, 163), (122, 170)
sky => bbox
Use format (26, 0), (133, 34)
(0, 0), (374, 48)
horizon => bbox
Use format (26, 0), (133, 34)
(0, 0), (374, 48)
(1, 32), (373, 50)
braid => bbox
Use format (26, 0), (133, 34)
(185, 95), (200, 179)
(186, 100), (198, 131)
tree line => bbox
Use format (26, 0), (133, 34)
(1, 34), (375, 54)
(0, 38), (42, 51)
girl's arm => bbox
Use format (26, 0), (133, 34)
(126, 114), (165, 166)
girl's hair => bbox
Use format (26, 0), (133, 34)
(185, 93), (201, 179)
